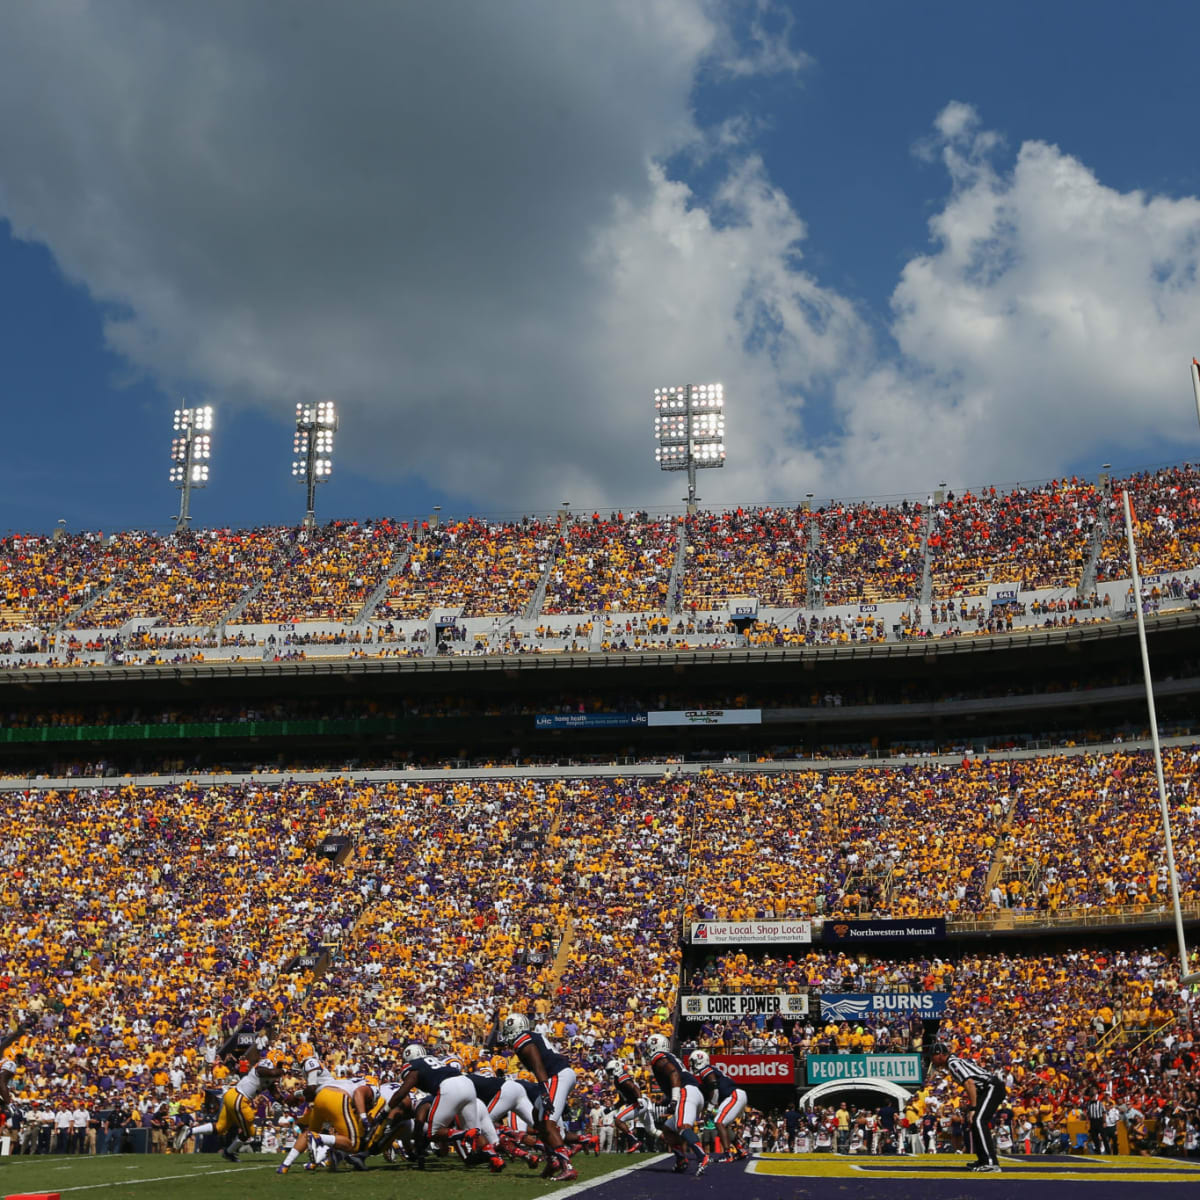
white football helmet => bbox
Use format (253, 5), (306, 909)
(688, 1050), (710, 1072)
(501, 1013), (531, 1043)
(604, 1059), (624, 1076)
(474, 1064), (495, 1078)
(645, 1034), (671, 1057)
(402, 1043), (427, 1064)
(443, 1056), (464, 1072)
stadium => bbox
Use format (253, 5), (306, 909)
(5, 5), (1200, 1198)
(1, 463), (1199, 1200)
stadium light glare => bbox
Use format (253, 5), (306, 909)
(169, 404), (214, 531)
(653, 381), (726, 512)
(295, 399), (338, 527)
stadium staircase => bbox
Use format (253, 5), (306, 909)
(664, 516), (687, 616)
(920, 504), (935, 607)
(523, 551), (555, 621)
(806, 516), (823, 609)
(53, 578), (119, 632)
(351, 543), (411, 625)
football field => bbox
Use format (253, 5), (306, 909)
(3, 1152), (1200, 1200)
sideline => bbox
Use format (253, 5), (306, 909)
(552, 1153), (672, 1199)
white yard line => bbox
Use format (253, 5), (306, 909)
(55, 1164), (274, 1191)
(552, 1154), (671, 1198)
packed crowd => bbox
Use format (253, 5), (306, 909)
(377, 518), (554, 620)
(1, 748), (1200, 1133)
(929, 479), (1099, 598)
(543, 513), (677, 614)
(684, 944), (1199, 1140)
(238, 520), (404, 624)
(0, 465), (1196, 642)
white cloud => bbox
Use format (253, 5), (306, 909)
(861, 102), (1200, 494)
(0, 6), (1198, 518)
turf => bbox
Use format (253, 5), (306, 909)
(0, 1149), (651, 1199)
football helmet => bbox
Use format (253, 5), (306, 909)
(645, 1034), (671, 1057)
(475, 1064), (495, 1078)
(604, 1059), (624, 1076)
(402, 1043), (428, 1064)
(501, 1013), (531, 1043)
(688, 1050), (710, 1072)
(443, 1056), (464, 1072)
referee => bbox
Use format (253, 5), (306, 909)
(930, 1042), (1004, 1172)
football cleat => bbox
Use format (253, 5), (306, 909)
(346, 1153), (366, 1171)
(550, 1165), (578, 1182)
(221, 1147), (239, 1162)
(275, 1165), (289, 1174)
(172, 1124), (191, 1151)
(696, 1154), (711, 1176)
(489, 1154), (506, 1173)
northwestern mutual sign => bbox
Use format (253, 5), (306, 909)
(806, 1054), (924, 1085)
(821, 918), (946, 944)
(818, 992), (949, 1021)
(691, 920), (813, 945)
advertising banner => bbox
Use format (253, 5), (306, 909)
(806, 1054), (923, 1085)
(534, 712), (648, 730)
(680, 993), (809, 1021)
(712, 1054), (795, 1084)
(691, 919), (812, 945)
(821, 918), (946, 945)
(818, 992), (949, 1021)
(647, 709), (762, 727)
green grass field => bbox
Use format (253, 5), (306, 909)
(0, 1150), (652, 1199)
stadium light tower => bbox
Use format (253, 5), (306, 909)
(169, 405), (213, 532)
(654, 383), (725, 514)
(293, 400), (337, 529)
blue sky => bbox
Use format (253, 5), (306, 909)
(2, 1), (1200, 535)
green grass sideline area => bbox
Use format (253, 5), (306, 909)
(0, 1151), (653, 1199)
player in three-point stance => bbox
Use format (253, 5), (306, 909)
(690, 1049), (748, 1161)
(646, 1033), (710, 1175)
(372, 1043), (506, 1173)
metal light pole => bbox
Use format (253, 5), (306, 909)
(169, 406), (213, 532)
(654, 383), (726, 514)
(293, 401), (337, 529)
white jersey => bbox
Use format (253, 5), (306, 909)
(328, 1076), (371, 1098)
(234, 1059), (276, 1101)
(0, 1058), (16, 1075)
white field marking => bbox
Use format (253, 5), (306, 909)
(550, 1153), (672, 1198)
(57, 1164), (274, 1191)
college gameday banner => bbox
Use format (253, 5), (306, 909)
(680, 993), (809, 1021)
(806, 1054), (923, 1085)
(818, 992), (949, 1021)
(712, 1054), (795, 1084)
(690, 919), (812, 945)
(821, 918), (946, 945)
(647, 708), (762, 727)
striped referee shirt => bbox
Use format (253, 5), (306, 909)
(946, 1055), (996, 1085)
(1087, 1100), (1105, 1122)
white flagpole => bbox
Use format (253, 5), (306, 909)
(1192, 359), (1200, 429)
(1122, 488), (1198, 985)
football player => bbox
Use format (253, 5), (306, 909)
(502, 1012), (580, 1181)
(180, 1054), (282, 1161)
(277, 1070), (375, 1173)
(646, 1034), (709, 1174)
(373, 1043), (505, 1172)
(690, 1050), (748, 1161)
(605, 1058), (650, 1151)
(467, 1064), (541, 1167)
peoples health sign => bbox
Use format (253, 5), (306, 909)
(806, 1054), (924, 1085)
(690, 920), (812, 945)
(818, 992), (949, 1021)
(680, 993), (810, 1020)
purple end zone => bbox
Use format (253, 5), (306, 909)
(577, 1158), (1200, 1200)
